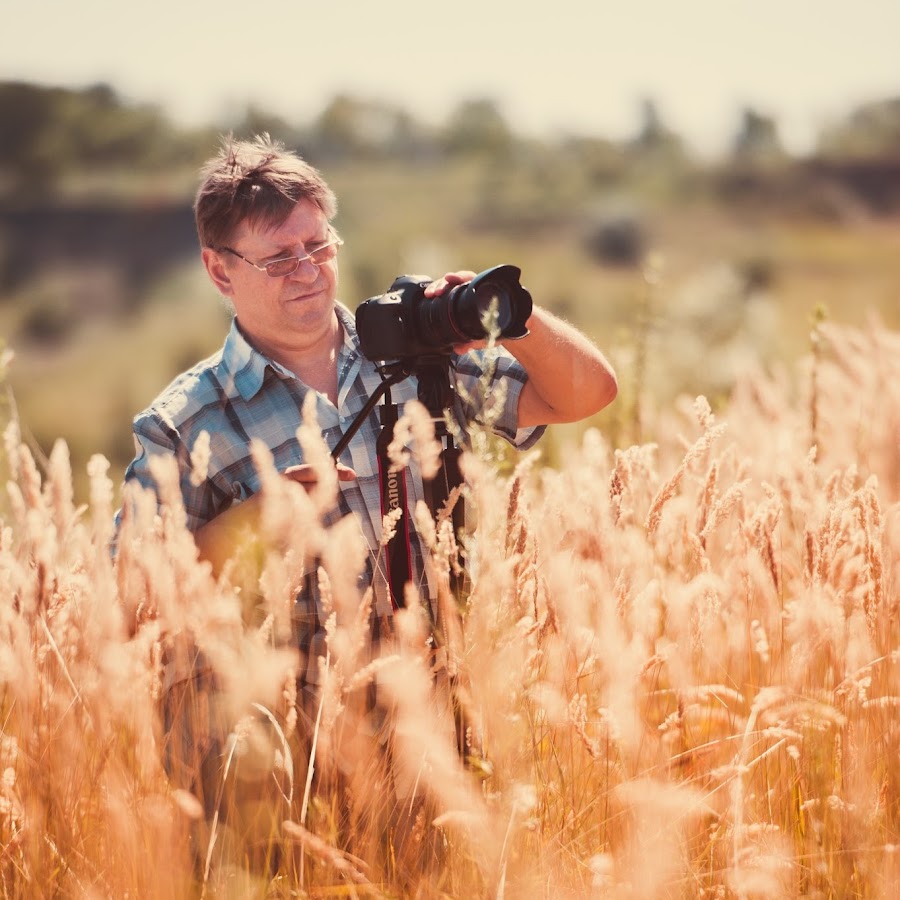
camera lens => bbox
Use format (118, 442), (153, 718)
(414, 290), (462, 348)
(471, 280), (514, 333)
(416, 276), (517, 349)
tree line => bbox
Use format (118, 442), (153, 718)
(2, 80), (899, 198)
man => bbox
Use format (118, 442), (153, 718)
(122, 133), (616, 610)
(119, 133), (617, 841)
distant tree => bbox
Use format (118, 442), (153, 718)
(230, 103), (300, 146)
(0, 82), (70, 184)
(63, 87), (174, 168)
(817, 96), (900, 159)
(386, 109), (437, 161)
(731, 106), (786, 167)
(561, 136), (628, 187)
(630, 97), (685, 161)
(0, 80), (204, 193)
(311, 94), (434, 161)
(440, 97), (515, 160)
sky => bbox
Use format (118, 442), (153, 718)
(3, 0), (899, 157)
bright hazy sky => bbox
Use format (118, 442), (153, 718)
(3, 0), (899, 156)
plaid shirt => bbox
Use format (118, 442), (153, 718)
(123, 304), (543, 684)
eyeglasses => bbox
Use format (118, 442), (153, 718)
(219, 232), (343, 277)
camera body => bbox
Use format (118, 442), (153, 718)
(356, 264), (532, 362)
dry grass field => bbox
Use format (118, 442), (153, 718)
(0, 309), (897, 898)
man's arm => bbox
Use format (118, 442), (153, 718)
(426, 273), (618, 428)
(193, 463), (357, 577)
(193, 491), (266, 577)
(500, 306), (617, 427)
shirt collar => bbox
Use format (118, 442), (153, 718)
(335, 302), (358, 349)
(219, 318), (290, 401)
(220, 306), (359, 402)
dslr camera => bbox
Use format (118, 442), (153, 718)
(355, 264), (532, 362)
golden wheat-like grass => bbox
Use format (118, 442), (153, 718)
(0, 319), (897, 898)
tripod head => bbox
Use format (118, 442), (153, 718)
(330, 353), (457, 461)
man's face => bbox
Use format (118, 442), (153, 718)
(204, 198), (339, 355)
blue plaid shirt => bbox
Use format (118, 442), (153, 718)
(122, 304), (542, 652)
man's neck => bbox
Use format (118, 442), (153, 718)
(288, 324), (343, 404)
(241, 312), (344, 404)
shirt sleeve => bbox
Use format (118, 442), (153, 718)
(450, 347), (545, 450)
(117, 410), (228, 534)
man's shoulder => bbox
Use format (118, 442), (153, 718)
(134, 347), (229, 428)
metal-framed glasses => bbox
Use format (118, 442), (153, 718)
(219, 232), (343, 277)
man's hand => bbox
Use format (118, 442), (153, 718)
(283, 462), (357, 488)
(423, 270), (476, 299)
(422, 270), (485, 354)
(195, 461), (357, 576)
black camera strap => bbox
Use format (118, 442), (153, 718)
(330, 363), (414, 609)
(330, 359), (466, 610)
(375, 386), (413, 609)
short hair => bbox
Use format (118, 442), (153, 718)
(193, 133), (337, 249)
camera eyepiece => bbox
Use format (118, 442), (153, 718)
(356, 264), (532, 362)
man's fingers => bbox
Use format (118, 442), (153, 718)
(423, 270), (477, 298)
(283, 462), (357, 484)
(283, 464), (317, 483)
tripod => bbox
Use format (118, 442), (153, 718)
(330, 354), (466, 609)
(330, 355), (479, 762)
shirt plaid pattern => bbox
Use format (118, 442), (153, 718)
(122, 304), (543, 683)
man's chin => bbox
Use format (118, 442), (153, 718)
(287, 289), (320, 305)
(289, 286), (340, 308)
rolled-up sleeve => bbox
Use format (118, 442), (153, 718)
(451, 347), (545, 450)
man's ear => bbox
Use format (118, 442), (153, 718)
(201, 247), (235, 298)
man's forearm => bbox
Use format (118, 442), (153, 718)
(192, 463), (356, 578)
(194, 494), (266, 578)
(505, 307), (618, 427)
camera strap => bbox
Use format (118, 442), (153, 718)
(375, 393), (413, 609)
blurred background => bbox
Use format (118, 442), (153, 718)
(1, 0), (899, 499)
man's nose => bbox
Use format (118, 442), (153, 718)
(288, 257), (319, 282)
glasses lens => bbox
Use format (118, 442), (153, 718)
(265, 257), (300, 277)
(308, 240), (339, 265)
(262, 238), (340, 276)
